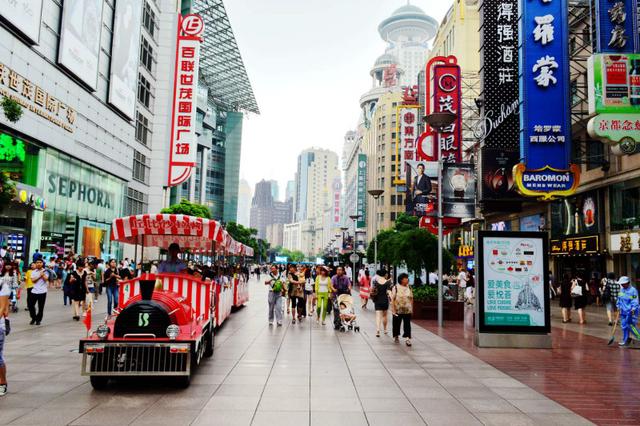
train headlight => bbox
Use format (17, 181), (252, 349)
(166, 324), (180, 340)
(96, 325), (110, 339)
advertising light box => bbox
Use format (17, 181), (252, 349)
(477, 231), (550, 334)
(588, 54), (640, 114)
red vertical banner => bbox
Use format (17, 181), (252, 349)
(167, 14), (204, 187)
(432, 64), (462, 163)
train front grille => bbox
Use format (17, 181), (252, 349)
(82, 343), (191, 376)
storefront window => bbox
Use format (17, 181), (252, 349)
(610, 177), (640, 231)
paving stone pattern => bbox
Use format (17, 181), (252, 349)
(0, 280), (592, 425)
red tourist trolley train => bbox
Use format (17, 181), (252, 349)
(79, 214), (252, 388)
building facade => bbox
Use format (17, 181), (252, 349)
(236, 178), (252, 227)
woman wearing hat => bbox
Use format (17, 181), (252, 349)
(315, 266), (333, 325)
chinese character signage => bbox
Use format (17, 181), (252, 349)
(0, 62), (76, 133)
(433, 63), (462, 163)
(594, 0), (638, 54)
(442, 163), (476, 219)
(394, 105), (420, 184)
(167, 14), (204, 187)
(550, 236), (599, 255)
(477, 231), (550, 334)
(477, 0), (519, 149)
(478, 0), (522, 204)
(514, 0), (580, 199)
(332, 177), (341, 225)
(356, 154), (367, 228)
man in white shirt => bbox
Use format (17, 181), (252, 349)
(457, 269), (468, 302)
(428, 271), (438, 286)
(29, 259), (49, 325)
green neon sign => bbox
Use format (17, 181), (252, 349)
(0, 133), (26, 163)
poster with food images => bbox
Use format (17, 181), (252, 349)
(482, 236), (546, 327)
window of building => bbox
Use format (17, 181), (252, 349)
(397, 195), (403, 205)
(390, 195), (396, 205)
(125, 187), (148, 216)
(390, 212), (396, 221)
(140, 37), (154, 73)
(142, 1), (157, 39)
(132, 150), (150, 184)
(135, 112), (151, 146)
(586, 139), (604, 171)
(570, 79), (579, 106)
(137, 73), (152, 108)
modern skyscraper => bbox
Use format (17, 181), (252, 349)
(293, 148), (340, 222)
(250, 179), (292, 239)
(236, 179), (253, 227)
(285, 180), (296, 202)
(269, 180), (280, 202)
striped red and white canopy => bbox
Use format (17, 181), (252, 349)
(110, 214), (256, 257)
(111, 214), (222, 251)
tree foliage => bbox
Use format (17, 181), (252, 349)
(225, 221), (269, 261)
(160, 199), (211, 219)
(366, 213), (454, 275)
(0, 172), (16, 208)
(276, 247), (306, 263)
(1, 96), (23, 123)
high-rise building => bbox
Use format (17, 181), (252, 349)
(285, 180), (296, 202)
(236, 179), (252, 227)
(269, 180), (280, 202)
(377, 4), (438, 87)
(293, 148), (340, 222)
(250, 179), (292, 240)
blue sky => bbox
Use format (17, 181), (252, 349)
(225, 0), (454, 197)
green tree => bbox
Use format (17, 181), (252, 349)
(0, 172), (16, 208)
(161, 199), (211, 219)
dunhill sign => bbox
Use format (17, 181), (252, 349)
(474, 99), (520, 141)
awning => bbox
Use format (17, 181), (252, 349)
(111, 214), (221, 251)
(110, 214), (255, 257)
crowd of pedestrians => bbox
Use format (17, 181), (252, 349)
(262, 264), (414, 346)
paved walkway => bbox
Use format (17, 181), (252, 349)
(0, 279), (591, 425)
(417, 304), (640, 426)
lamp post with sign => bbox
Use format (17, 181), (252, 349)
(349, 214), (361, 285)
(368, 189), (384, 268)
(424, 111), (457, 328)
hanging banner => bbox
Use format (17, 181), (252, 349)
(514, 0), (579, 199)
(442, 163), (476, 219)
(167, 14), (204, 187)
(394, 105), (420, 184)
(478, 0), (522, 204)
(594, 0), (638, 54)
(356, 154), (367, 228)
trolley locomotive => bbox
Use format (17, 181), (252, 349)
(79, 276), (215, 389)
(79, 214), (253, 389)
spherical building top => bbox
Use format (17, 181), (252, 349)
(378, 3), (438, 43)
(374, 52), (397, 68)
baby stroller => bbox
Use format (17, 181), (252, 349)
(333, 294), (359, 332)
(9, 284), (20, 313)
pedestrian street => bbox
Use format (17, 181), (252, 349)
(0, 278), (591, 426)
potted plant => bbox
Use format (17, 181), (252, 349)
(1, 96), (23, 123)
(412, 284), (465, 321)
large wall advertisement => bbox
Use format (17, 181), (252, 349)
(0, 0), (43, 43)
(477, 231), (550, 334)
(108, 0), (143, 119)
(58, 0), (104, 91)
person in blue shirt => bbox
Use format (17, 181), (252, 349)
(158, 243), (187, 274)
(616, 276), (639, 347)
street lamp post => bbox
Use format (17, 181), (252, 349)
(349, 214), (361, 285)
(424, 112), (457, 328)
(367, 189), (384, 269)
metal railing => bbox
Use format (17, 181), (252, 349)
(81, 343), (190, 376)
